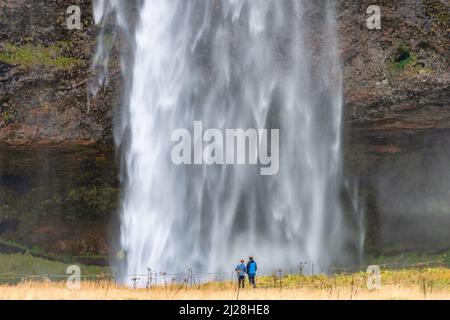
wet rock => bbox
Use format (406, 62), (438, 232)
(0, 0), (448, 258)
(0, 0), (120, 146)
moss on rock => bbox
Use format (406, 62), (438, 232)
(423, 0), (450, 28)
(388, 43), (433, 77)
(0, 42), (84, 70)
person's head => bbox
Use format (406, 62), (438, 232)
(249, 256), (254, 261)
(240, 259), (245, 264)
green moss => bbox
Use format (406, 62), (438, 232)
(0, 239), (25, 251)
(388, 43), (433, 77)
(64, 187), (119, 220)
(423, 0), (450, 28)
(0, 112), (15, 125)
(389, 43), (414, 72)
(368, 250), (450, 267)
(0, 42), (84, 70)
(0, 205), (17, 220)
(0, 188), (18, 219)
(0, 100), (16, 126)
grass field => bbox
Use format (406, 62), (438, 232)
(1, 267), (450, 300)
(1, 252), (450, 300)
(0, 253), (109, 276)
(0, 283), (449, 300)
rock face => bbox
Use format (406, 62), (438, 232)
(0, 0), (123, 260)
(338, 0), (450, 253)
(341, 0), (449, 133)
(0, 144), (118, 262)
(0, 0), (121, 145)
(0, 0), (449, 260)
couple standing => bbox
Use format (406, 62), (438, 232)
(235, 256), (258, 288)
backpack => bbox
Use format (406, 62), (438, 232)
(248, 261), (257, 275)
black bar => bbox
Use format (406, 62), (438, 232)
(1, 300), (448, 319)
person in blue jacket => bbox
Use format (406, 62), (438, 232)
(247, 256), (257, 288)
(235, 259), (247, 288)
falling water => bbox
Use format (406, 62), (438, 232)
(94, 0), (349, 279)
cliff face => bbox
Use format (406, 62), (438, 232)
(0, 0), (449, 259)
(338, 0), (450, 253)
(0, 0), (121, 145)
(340, 0), (449, 131)
(1, 0), (448, 145)
(0, 1), (122, 261)
(0, 144), (118, 264)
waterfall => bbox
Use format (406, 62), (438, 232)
(93, 0), (349, 280)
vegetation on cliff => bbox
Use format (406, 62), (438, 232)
(0, 42), (84, 71)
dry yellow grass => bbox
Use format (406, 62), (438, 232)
(1, 281), (449, 300)
(2, 267), (450, 300)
